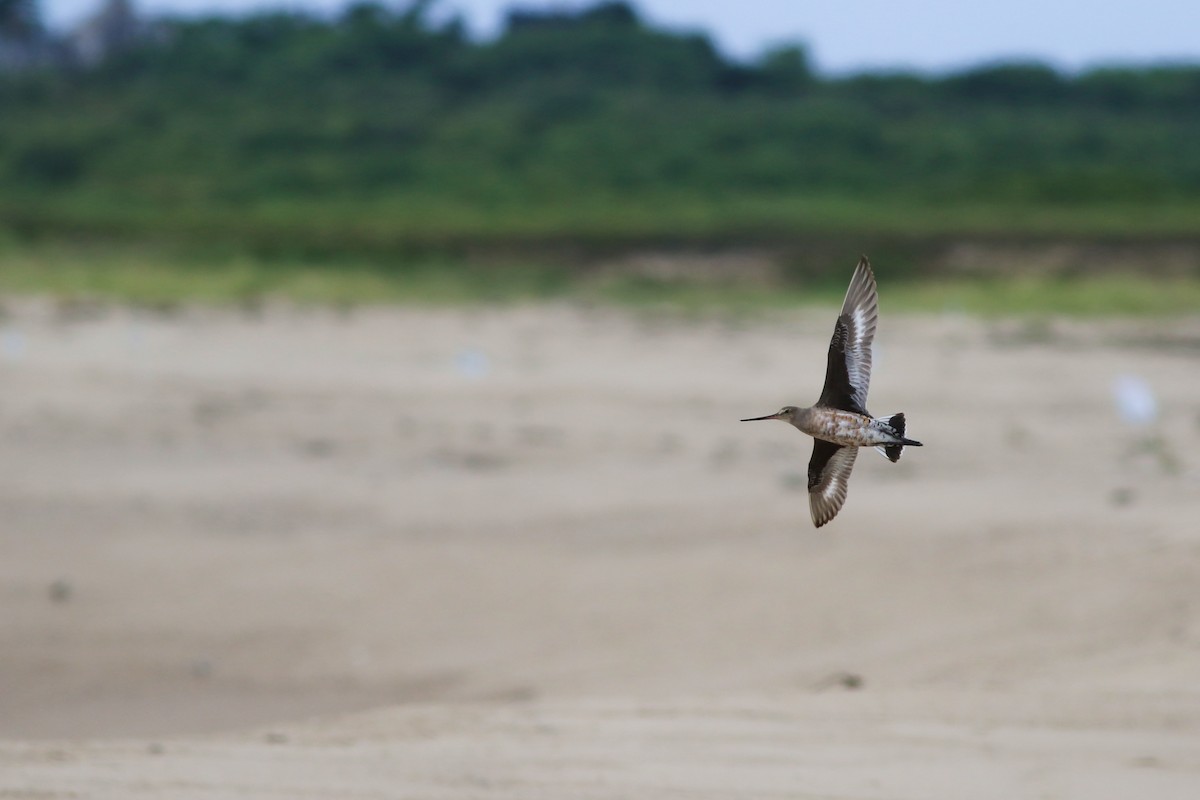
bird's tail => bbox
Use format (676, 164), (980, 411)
(873, 412), (923, 463)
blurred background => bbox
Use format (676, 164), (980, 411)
(2, 0), (1200, 303)
(2, 0), (1200, 760)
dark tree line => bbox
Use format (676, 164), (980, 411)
(1, 1), (1199, 247)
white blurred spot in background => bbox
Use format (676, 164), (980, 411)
(1111, 374), (1158, 427)
(455, 347), (491, 380)
(2, 329), (27, 362)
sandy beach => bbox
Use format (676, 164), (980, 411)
(2, 298), (1199, 798)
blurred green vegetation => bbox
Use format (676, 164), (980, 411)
(5, 239), (1200, 316)
(0, 239), (574, 305)
(2, 0), (1199, 258)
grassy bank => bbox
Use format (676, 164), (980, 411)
(2, 240), (1200, 317)
(9, 196), (1200, 255)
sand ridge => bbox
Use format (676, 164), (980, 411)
(2, 299), (1199, 797)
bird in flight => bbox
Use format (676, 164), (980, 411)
(741, 256), (921, 527)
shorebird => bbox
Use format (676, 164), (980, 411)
(741, 256), (921, 527)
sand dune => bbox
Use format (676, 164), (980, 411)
(2, 299), (1199, 797)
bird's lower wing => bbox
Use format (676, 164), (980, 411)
(808, 440), (859, 528)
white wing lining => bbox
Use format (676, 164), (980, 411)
(839, 257), (879, 411)
(809, 446), (859, 528)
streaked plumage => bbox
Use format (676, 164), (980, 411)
(741, 256), (922, 527)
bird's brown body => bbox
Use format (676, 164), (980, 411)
(741, 256), (922, 527)
(789, 407), (906, 449)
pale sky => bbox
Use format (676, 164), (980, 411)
(41, 0), (1200, 73)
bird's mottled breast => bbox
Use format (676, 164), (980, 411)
(797, 408), (881, 447)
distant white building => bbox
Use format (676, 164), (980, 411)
(70, 0), (141, 67)
(0, 0), (148, 72)
(0, 0), (54, 71)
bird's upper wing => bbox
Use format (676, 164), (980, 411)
(817, 256), (878, 414)
(808, 440), (859, 528)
